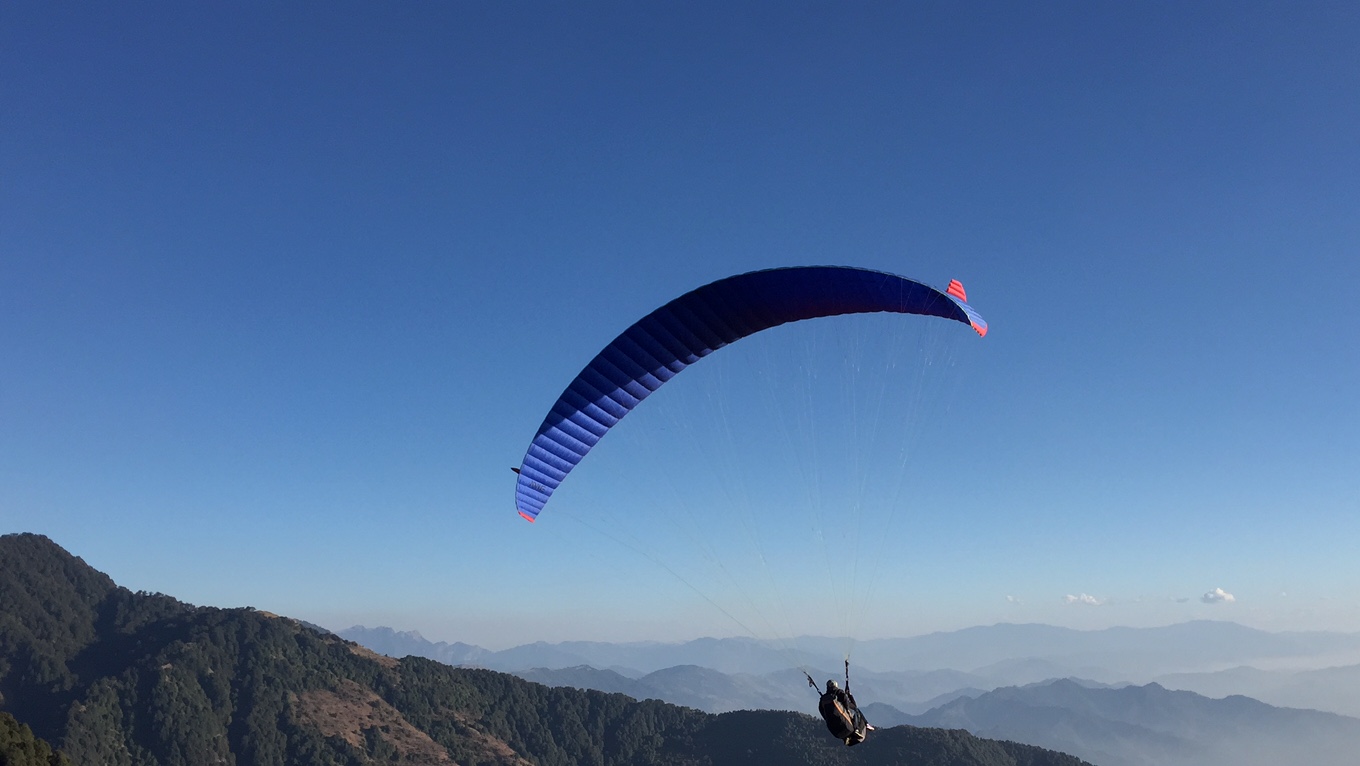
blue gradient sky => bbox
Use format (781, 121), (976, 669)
(3, 3), (1357, 648)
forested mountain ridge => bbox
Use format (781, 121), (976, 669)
(0, 533), (1091, 765)
(0, 711), (69, 766)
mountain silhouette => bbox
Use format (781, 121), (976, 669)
(0, 533), (1090, 766)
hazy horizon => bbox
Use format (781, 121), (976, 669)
(323, 616), (1360, 655)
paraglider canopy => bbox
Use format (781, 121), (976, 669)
(513, 266), (987, 522)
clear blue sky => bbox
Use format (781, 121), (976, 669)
(3, 3), (1357, 649)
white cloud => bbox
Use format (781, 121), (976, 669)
(1063, 593), (1104, 606)
(1006, 595), (1022, 604)
(1201, 587), (1236, 604)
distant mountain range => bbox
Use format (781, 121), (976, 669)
(1155, 662), (1360, 718)
(338, 625), (494, 666)
(340, 624), (1360, 766)
(338, 621), (1360, 717)
(0, 533), (1089, 766)
(903, 678), (1360, 766)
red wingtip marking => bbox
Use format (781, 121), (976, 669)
(518, 511), (536, 523)
(973, 322), (988, 338)
(947, 280), (968, 302)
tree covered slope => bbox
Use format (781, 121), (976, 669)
(0, 533), (1089, 766)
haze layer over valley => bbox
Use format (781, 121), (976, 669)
(342, 622), (1360, 766)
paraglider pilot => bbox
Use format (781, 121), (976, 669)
(809, 661), (872, 746)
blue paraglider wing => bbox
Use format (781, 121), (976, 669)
(514, 266), (986, 522)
